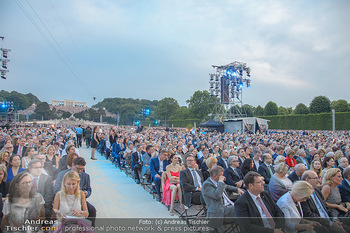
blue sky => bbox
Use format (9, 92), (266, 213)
(1, 0), (349, 108)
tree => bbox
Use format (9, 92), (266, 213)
(294, 103), (309, 114)
(254, 105), (265, 116)
(310, 96), (331, 113)
(278, 106), (288, 115)
(186, 90), (220, 120)
(331, 99), (350, 112)
(34, 102), (54, 120)
(264, 101), (278, 116)
(169, 106), (190, 120)
(155, 97), (179, 121)
(242, 104), (254, 117)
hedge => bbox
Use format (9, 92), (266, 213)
(261, 112), (350, 130)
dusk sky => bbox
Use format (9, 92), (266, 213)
(1, 0), (349, 108)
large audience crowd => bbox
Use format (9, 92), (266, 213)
(0, 123), (350, 232)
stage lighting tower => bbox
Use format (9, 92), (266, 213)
(209, 61), (251, 120)
(0, 37), (11, 80)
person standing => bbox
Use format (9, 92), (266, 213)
(84, 126), (92, 148)
(75, 125), (83, 148)
(90, 126), (99, 160)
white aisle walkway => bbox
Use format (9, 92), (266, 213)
(77, 147), (175, 219)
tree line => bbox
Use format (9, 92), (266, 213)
(1, 89), (349, 125)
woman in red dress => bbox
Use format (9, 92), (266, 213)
(286, 149), (297, 169)
(162, 154), (184, 215)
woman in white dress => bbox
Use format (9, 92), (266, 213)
(53, 170), (88, 219)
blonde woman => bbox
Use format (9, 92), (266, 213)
(46, 145), (60, 169)
(321, 168), (350, 217)
(52, 171), (88, 219)
(0, 150), (10, 166)
(277, 181), (325, 233)
(0, 164), (9, 202)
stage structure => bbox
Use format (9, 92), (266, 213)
(209, 61), (251, 121)
(0, 36), (11, 80)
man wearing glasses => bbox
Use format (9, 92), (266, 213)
(234, 171), (285, 233)
(180, 154), (204, 207)
(28, 159), (54, 220)
(301, 170), (348, 233)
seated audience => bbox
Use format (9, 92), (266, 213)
(301, 170), (349, 232)
(240, 158), (256, 177)
(46, 145), (60, 169)
(321, 157), (336, 181)
(234, 171), (285, 233)
(337, 157), (349, 177)
(52, 171), (89, 228)
(28, 159), (54, 220)
(0, 150), (10, 167)
(202, 166), (244, 231)
(54, 157), (96, 226)
(150, 150), (169, 201)
(6, 155), (25, 182)
(286, 149), (297, 169)
(217, 149), (229, 169)
(311, 159), (322, 179)
(258, 153), (274, 185)
(21, 147), (35, 169)
(277, 181), (327, 233)
(2, 172), (45, 231)
(131, 145), (144, 184)
(288, 163), (306, 183)
(0, 164), (9, 202)
(321, 168), (350, 218)
(202, 157), (217, 181)
(224, 156), (244, 188)
(269, 163), (293, 202)
(296, 149), (310, 170)
(179, 155), (204, 206)
(162, 154), (183, 215)
(339, 167), (350, 203)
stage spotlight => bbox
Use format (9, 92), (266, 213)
(1, 70), (7, 79)
(239, 83), (243, 89)
(135, 120), (140, 125)
(2, 60), (7, 69)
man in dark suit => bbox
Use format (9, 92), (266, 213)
(150, 150), (168, 201)
(257, 153), (274, 184)
(13, 137), (27, 157)
(132, 145), (144, 184)
(180, 154), (204, 206)
(202, 166), (244, 231)
(252, 150), (262, 171)
(28, 159), (54, 219)
(217, 149), (229, 169)
(288, 163), (306, 183)
(339, 167), (350, 203)
(301, 170), (348, 233)
(224, 156), (244, 188)
(237, 148), (246, 167)
(54, 157), (96, 226)
(234, 171), (284, 233)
